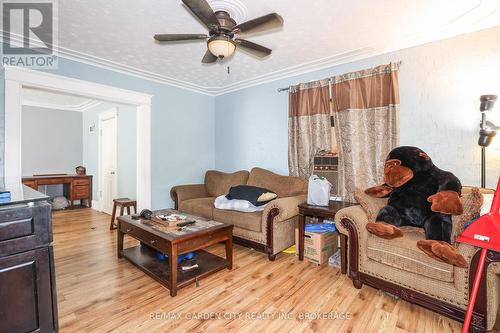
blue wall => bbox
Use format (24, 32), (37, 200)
(1, 58), (215, 209)
(215, 27), (500, 188)
(215, 82), (289, 175)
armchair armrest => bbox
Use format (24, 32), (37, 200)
(170, 184), (208, 209)
(263, 194), (307, 223)
(334, 205), (369, 237)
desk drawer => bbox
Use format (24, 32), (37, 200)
(37, 178), (72, 185)
(73, 185), (90, 199)
(73, 178), (90, 186)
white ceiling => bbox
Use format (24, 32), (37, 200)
(22, 87), (103, 112)
(51, 0), (500, 94)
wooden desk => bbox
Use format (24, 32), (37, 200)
(22, 174), (93, 209)
(298, 201), (357, 273)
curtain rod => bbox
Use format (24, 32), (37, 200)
(277, 61), (402, 92)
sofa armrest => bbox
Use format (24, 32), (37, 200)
(262, 194), (306, 259)
(334, 205), (368, 237)
(263, 194), (307, 223)
(170, 184), (208, 209)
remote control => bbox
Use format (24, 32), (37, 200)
(177, 220), (196, 227)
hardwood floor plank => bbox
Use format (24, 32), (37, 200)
(52, 208), (471, 332)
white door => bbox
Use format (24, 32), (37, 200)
(99, 110), (118, 214)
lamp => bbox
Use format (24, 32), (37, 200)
(207, 35), (236, 59)
(478, 94), (498, 187)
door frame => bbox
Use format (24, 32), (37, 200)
(4, 66), (152, 210)
(97, 108), (118, 214)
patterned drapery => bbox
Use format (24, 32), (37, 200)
(288, 79), (332, 177)
(332, 63), (400, 202)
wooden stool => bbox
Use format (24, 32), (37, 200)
(110, 198), (137, 230)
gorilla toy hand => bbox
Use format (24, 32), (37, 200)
(427, 191), (463, 215)
(365, 185), (393, 198)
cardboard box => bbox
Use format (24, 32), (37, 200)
(295, 228), (338, 265)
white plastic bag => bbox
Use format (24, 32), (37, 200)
(307, 175), (331, 206)
(51, 196), (69, 210)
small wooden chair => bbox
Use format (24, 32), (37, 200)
(110, 198), (137, 230)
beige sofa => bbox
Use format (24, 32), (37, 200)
(170, 167), (307, 260)
(335, 187), (500, 332)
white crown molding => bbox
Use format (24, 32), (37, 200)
(2, 0), (499, 97)
(5, 66), (153, 105)
(2, 32), (216, 96)
(22, 97), (103, 112)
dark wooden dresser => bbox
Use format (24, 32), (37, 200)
(22, 174), (93, 209)
(0, 185), (58, 332)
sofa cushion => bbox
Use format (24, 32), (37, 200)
(226, 185), (277, 206)
(213, 208), (262, 232)
(178, 197), (215, 220)
(366, 226), (454, 282)
(205, 170), (250, 197)
(247, 167), (307, 198)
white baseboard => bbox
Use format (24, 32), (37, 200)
(91, 200), (101, 212)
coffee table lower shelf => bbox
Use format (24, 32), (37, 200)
(120, 245), (230, 293)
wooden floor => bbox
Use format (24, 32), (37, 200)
(53, 208), (476, 333)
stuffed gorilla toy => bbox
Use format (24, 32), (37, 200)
(365, 146), (468, 268)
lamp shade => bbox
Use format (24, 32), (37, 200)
(208, 36), (235, 58)
(478, 129), (496, 147)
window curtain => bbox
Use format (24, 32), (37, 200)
(332, 63), (400, 202)
(288, 79), (332, 177)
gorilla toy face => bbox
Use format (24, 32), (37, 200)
(384, 146), (434, 188)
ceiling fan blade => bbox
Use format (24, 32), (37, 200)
(201, 49), (218, 63)
(182, 0), (220, 31)
(154, 34), (208, 42)
(232, 13), (283, 34)
(235, 39), (272, 57)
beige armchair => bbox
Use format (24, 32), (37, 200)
(335, 188), (500, 332)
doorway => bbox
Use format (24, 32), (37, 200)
(4, 66), (152, 210)
(98, 109), (118, 214)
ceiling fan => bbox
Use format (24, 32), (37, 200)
(154, 0), (284, 63)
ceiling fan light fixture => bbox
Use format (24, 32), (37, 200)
(207, 35), (236, 58)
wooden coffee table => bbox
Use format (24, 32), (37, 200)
(117, 209), (233, 297)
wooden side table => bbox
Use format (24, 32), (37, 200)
(298, 201), (357, 273)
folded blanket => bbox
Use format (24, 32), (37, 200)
(214, 195), (266, 212)
(226, 185), (277, 206)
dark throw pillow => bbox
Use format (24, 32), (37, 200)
(226, 185), (278, 207)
